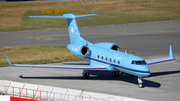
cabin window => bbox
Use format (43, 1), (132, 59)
(97, 55), (99, 59)
(135, 61), (142, 65)
(118, 61), (120, 64)
(131, 60), (135, 64)
(109, 58), (112, 62)
(141, 61), (146, 65)
(114, 60), (116, 63)
(101, 56), (104, 60)
(105, 57), (108, 61)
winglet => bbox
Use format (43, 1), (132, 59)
(169, 45), (174, 58)
(4, 52), (12, 66)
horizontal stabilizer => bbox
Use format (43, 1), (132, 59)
(29, 16), (71, 19)
(75, 14), (97, 18)
(29, 14), (97, 19)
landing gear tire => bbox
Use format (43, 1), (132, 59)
(138, 83), (143, 88)
(82, 70), (90, 79)
(138, 77), (143, 88)
(112, 71), (119, 78)
(83, 73), (89, 79)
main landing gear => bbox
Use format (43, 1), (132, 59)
(82, 70), (90, 79)
(138, 77), (143, 88)
(112, 71), (120, 78)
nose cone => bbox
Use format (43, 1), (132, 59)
(131, 65), (150, 77)
(142, 65), (150, 77)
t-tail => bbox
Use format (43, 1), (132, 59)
(29, 14), (97, 45)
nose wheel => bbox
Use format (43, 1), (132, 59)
(138, 77), (143, 88)
(138, 83), (143, 88)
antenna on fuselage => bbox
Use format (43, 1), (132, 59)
(125, 50), (127, 54)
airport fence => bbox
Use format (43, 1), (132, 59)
(0, 81), (115, 101)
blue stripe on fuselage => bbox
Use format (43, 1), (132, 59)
(83, 56), (150, 74)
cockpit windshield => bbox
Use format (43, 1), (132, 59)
(131, 60), (147, 65)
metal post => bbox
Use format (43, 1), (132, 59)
(12, 87), (14, 97)
(26, 89), (27, 99)
(63, 89), (68, 100)
(53, 92), (55, 101)
(60, 93), (62, 100)
(48, 86), (54, 99)
(47, 91), (48, 101)
(6, 81), (12, 94)
(19, 88), (21, 98)
(40, 91), (41, 101)
(34, 85), (39, 98)
(33, 90), (34, 100)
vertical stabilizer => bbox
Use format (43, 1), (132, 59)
(63, 14), (84, 44)
(63, 14), (97, 44)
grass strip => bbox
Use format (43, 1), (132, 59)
(0, 46), (83, 67)
(0, 0), (180, 32)
(1, 11), (180, 32)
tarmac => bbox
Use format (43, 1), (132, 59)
(0, 20), (180, 101)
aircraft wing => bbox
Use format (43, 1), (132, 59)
(146, 45), (175, 65)
(4, 52), (108, 71)
(146, 57), (175, 65)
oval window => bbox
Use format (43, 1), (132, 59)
(97, 55), (99, 59)
(105, 57), (108, 61)
(101, 56), (103, 60)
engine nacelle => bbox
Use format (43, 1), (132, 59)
(67, 44), (90, 57)
(95, 42), (120, 51)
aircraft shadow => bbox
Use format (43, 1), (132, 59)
(19, 70), (180, 88)
(148, 70), (180, 77)
(19, 70), (171, 88)
(20, 75), (160, 88)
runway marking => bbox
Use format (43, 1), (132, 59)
(0, 34), (68, 40)
(93, 25), (180, 35)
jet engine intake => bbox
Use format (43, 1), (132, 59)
(81, 46), (90, 56)
(67, 44), (90, 57)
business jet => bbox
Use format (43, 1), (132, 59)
(4, 14), (175, 88)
